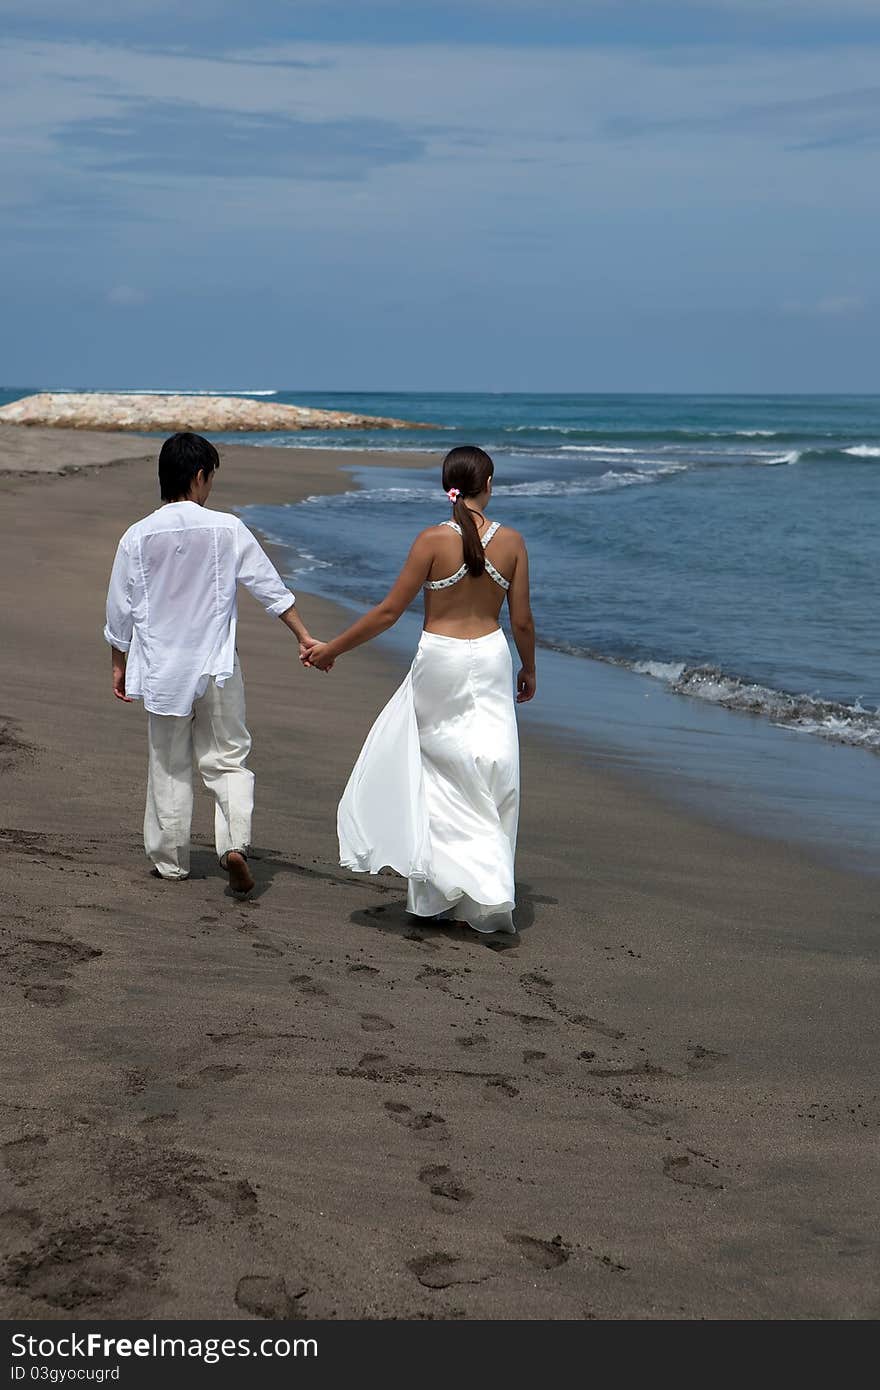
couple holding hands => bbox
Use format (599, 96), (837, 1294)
(105, 433), (535, 933)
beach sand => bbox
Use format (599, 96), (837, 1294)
(0, 430), (878, 1321)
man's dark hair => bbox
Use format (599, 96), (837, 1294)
(158, 432), (220, 502)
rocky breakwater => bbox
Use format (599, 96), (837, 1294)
(0, 392), (431, 433)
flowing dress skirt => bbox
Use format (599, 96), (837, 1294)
(337, 628), (519, 933)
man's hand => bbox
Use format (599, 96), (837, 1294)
(516, 667), (536, 704)
(303, 641), (335, 673)
(112, 648), (133, 703)
(298, 635), (318, 664)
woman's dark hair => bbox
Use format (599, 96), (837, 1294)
(158, 432), (220, 502)
(441, 445), (495, 578)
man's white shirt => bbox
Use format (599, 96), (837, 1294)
(104, 501), (295, 716)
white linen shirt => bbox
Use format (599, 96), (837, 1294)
(104, 501), (295, 716)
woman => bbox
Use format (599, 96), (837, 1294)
(305, 446), (536, 934)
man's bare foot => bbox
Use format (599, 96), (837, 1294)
(226, 851), (255, 895)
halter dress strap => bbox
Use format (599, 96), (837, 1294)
(424, 519), (511, 591)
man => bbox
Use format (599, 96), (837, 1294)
(104, 431), (318, 894)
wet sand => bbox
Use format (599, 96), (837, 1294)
(0, 431), (878, 1320)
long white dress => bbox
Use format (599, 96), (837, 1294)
(337, 523), (520, 934)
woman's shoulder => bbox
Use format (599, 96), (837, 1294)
(416, 522), (457, 543)
(407, 523), (455, 559)
(493, 521), (526, 547)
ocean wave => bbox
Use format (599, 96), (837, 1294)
(495, 426), (821, 445)
(290, 548), (332, 574)
(558, 445), (637, 455)
(634, 660), (880, 751)
(85, 388), (280, 396)
(302, 465), (688, 506)
(547, 644), (880, 751)
(302, 486), (426, 506)
(763, 450), (801, 465)
(843, 444), (880, 458)
(633, 659), (688, 682)
(500, 463), (689, 494)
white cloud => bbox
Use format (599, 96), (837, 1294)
(816, 294), (866, 315)
(2, 32), (879, 324)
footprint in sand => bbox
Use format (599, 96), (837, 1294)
(138, 1112), (178, 1131)
(1, 936), (102, 1008)
(569, 1014), (626, 1040)
(586, 1061), (670, 1079)
(485, 1076), (520, 1098)
(199, 1178), (258, 1217)
(361, 1013), (394, 1032)
(252, 941), (283, 959)
(384, 1102), (447, 1137)
(495, 1008), (556, 1034)
(403, 930), (440, 951)
(457, 1034), (489, 1051)
(0, 1206), (41, 1247)
(6, 1220), (158, 1311)
(177, 1064), (242, 1090)
(686, 1044), (729, 1072)
(586, 1246), (630, 1272)
(418, 1164), (473, 1210)
(519, 971), (554, 995)
(416, 965), (459, 989)
(522, 1050), (565, 1076)
(662, 1154), (725, 1191)
(290, 973), (332, 999)
(23, 983), (69, 1006)
(234, 1274), (308, 1319)
(348, 963), (380, 976)
(408, 1252), (491, 1289)
(505, 1232), (571, 1270)
(3, 1135), (49, 1185)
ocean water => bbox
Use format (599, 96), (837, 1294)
(215, 390), (880, 755)
(6, 385), (880, 865)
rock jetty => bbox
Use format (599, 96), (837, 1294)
(0, 392), (430, 433)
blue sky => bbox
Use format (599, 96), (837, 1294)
(1, 1), (878, 392)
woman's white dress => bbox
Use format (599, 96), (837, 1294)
(337, 523), (519, 934)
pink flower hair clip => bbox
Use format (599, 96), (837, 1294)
(447, 487), (461, 504)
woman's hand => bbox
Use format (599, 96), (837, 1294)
(516, 667), (536, 703)
(303, 641), (336, 672)
(298, 634), (320, 663)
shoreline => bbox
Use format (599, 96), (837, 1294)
(240, 452), (880, 878)
(1, 431), (878, 1320)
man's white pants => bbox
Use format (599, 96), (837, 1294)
(144, 661), (254, 879)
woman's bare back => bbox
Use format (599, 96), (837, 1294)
(422, 516), (522, 639)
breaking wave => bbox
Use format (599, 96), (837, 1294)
(633, 660), (880, 751)
(546, 644), (880, 751)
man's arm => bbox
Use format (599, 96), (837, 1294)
(104, 539), (135, 703)
(279, 603), (313, 649)
(235, 521), (316, 655)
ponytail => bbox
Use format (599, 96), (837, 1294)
(441, 445), (495, 579)
(451, 493), (486, 577)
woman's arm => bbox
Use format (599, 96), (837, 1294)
(506, 537), (536, 703)
(306, 533), (435, 670)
